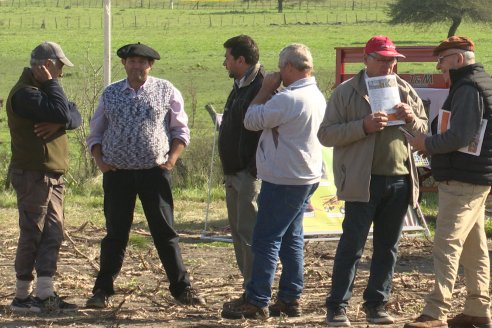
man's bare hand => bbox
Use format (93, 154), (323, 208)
(159, 162), (174, 171)
(34, 122), (64, 139)
(31, 65), (53, 83)
(250, 72), (282, 106)
(405, 131), (428, 153)
(95, 158), (116, 173)
(363, 112), (388, 134)
(262, 72), (282, 93)
(394, 103), (415, 123)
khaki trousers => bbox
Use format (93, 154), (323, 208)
(224, 170), (260, 288)
(10, 169), (65, 281)
(423, 180), (491, 320)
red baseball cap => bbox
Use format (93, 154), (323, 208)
(364, 36), (405, 58)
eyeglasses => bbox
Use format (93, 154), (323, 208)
(368, 53), (397, 63)
(437, 53), (458, 64)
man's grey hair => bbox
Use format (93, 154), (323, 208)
(462, 50), (475, 65)
(278, 43), (313, 71)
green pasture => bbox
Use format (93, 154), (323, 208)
(1, 1), (492, 236)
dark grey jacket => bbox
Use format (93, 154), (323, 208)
(218, 64), (265, 176)
(427, 63), (492, 185)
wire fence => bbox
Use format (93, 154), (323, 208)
(2, 11), (386, 29)
(0, 0), (392, 11)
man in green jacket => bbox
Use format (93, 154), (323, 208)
(7, 41), (81, 313)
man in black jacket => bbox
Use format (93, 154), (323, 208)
(405, 36), (492, 328)
(219, 35), (264, 307)
(7, 41), (81, 313)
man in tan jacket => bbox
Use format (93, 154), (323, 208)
(318, 35), (427, 326)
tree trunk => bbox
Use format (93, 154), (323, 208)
(447, 16), (462, 37)
(278, 0), (283, 13)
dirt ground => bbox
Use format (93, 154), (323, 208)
(0, 219), (487, 328)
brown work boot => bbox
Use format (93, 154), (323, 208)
(222, 292), (245, 309)
(269, 299), (302, 317)
(403, 315), (448, 328)
(447, 313), (492, 328)
(221, 296), (269, 319)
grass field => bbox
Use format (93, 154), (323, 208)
(1, 1), (492, 230)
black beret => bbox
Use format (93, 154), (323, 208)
(116, 42), (160, 60)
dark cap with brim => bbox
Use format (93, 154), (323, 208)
(433, 36), (475, 56)
(31, 41), (74, 67)
(117, 42), (160, 60)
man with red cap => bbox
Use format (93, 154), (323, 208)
(404, 36), (492, 328)
(318, 35), (427, 326)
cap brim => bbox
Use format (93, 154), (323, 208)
(432, 44), (456, 56)
(59, 57), (74, 67)
(375, 50), (406, 58)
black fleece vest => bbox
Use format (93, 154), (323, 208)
(431, 63), (492, 185)
(218, 66), (265, 176)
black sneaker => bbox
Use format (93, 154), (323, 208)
(326, 306), (351, 327)
(363, 304), (395, 324)
(10, 295), (41, 313)
(269, 299), (302, 317)
(175, 287), (206, 306)
(86, 289), (111, 309)
(35, 293), (78, 313)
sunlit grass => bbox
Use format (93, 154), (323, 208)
(129, 234), (153, 249)
(0, 189), (17, 208)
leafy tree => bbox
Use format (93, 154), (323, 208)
(387, 0), (492, 37)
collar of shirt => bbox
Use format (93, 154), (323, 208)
(236, 65), (255, 88)
(285, 76), (316, 91)
(121, 76), (152, 96)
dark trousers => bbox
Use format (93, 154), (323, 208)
(93, 167), (190, 298)
(326, 175), (410, 309)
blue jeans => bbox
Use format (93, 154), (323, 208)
(246, 181), (318, 308)
(326, 175), (410, 309)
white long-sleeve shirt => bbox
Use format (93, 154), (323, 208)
(244, 77), (326, 185)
